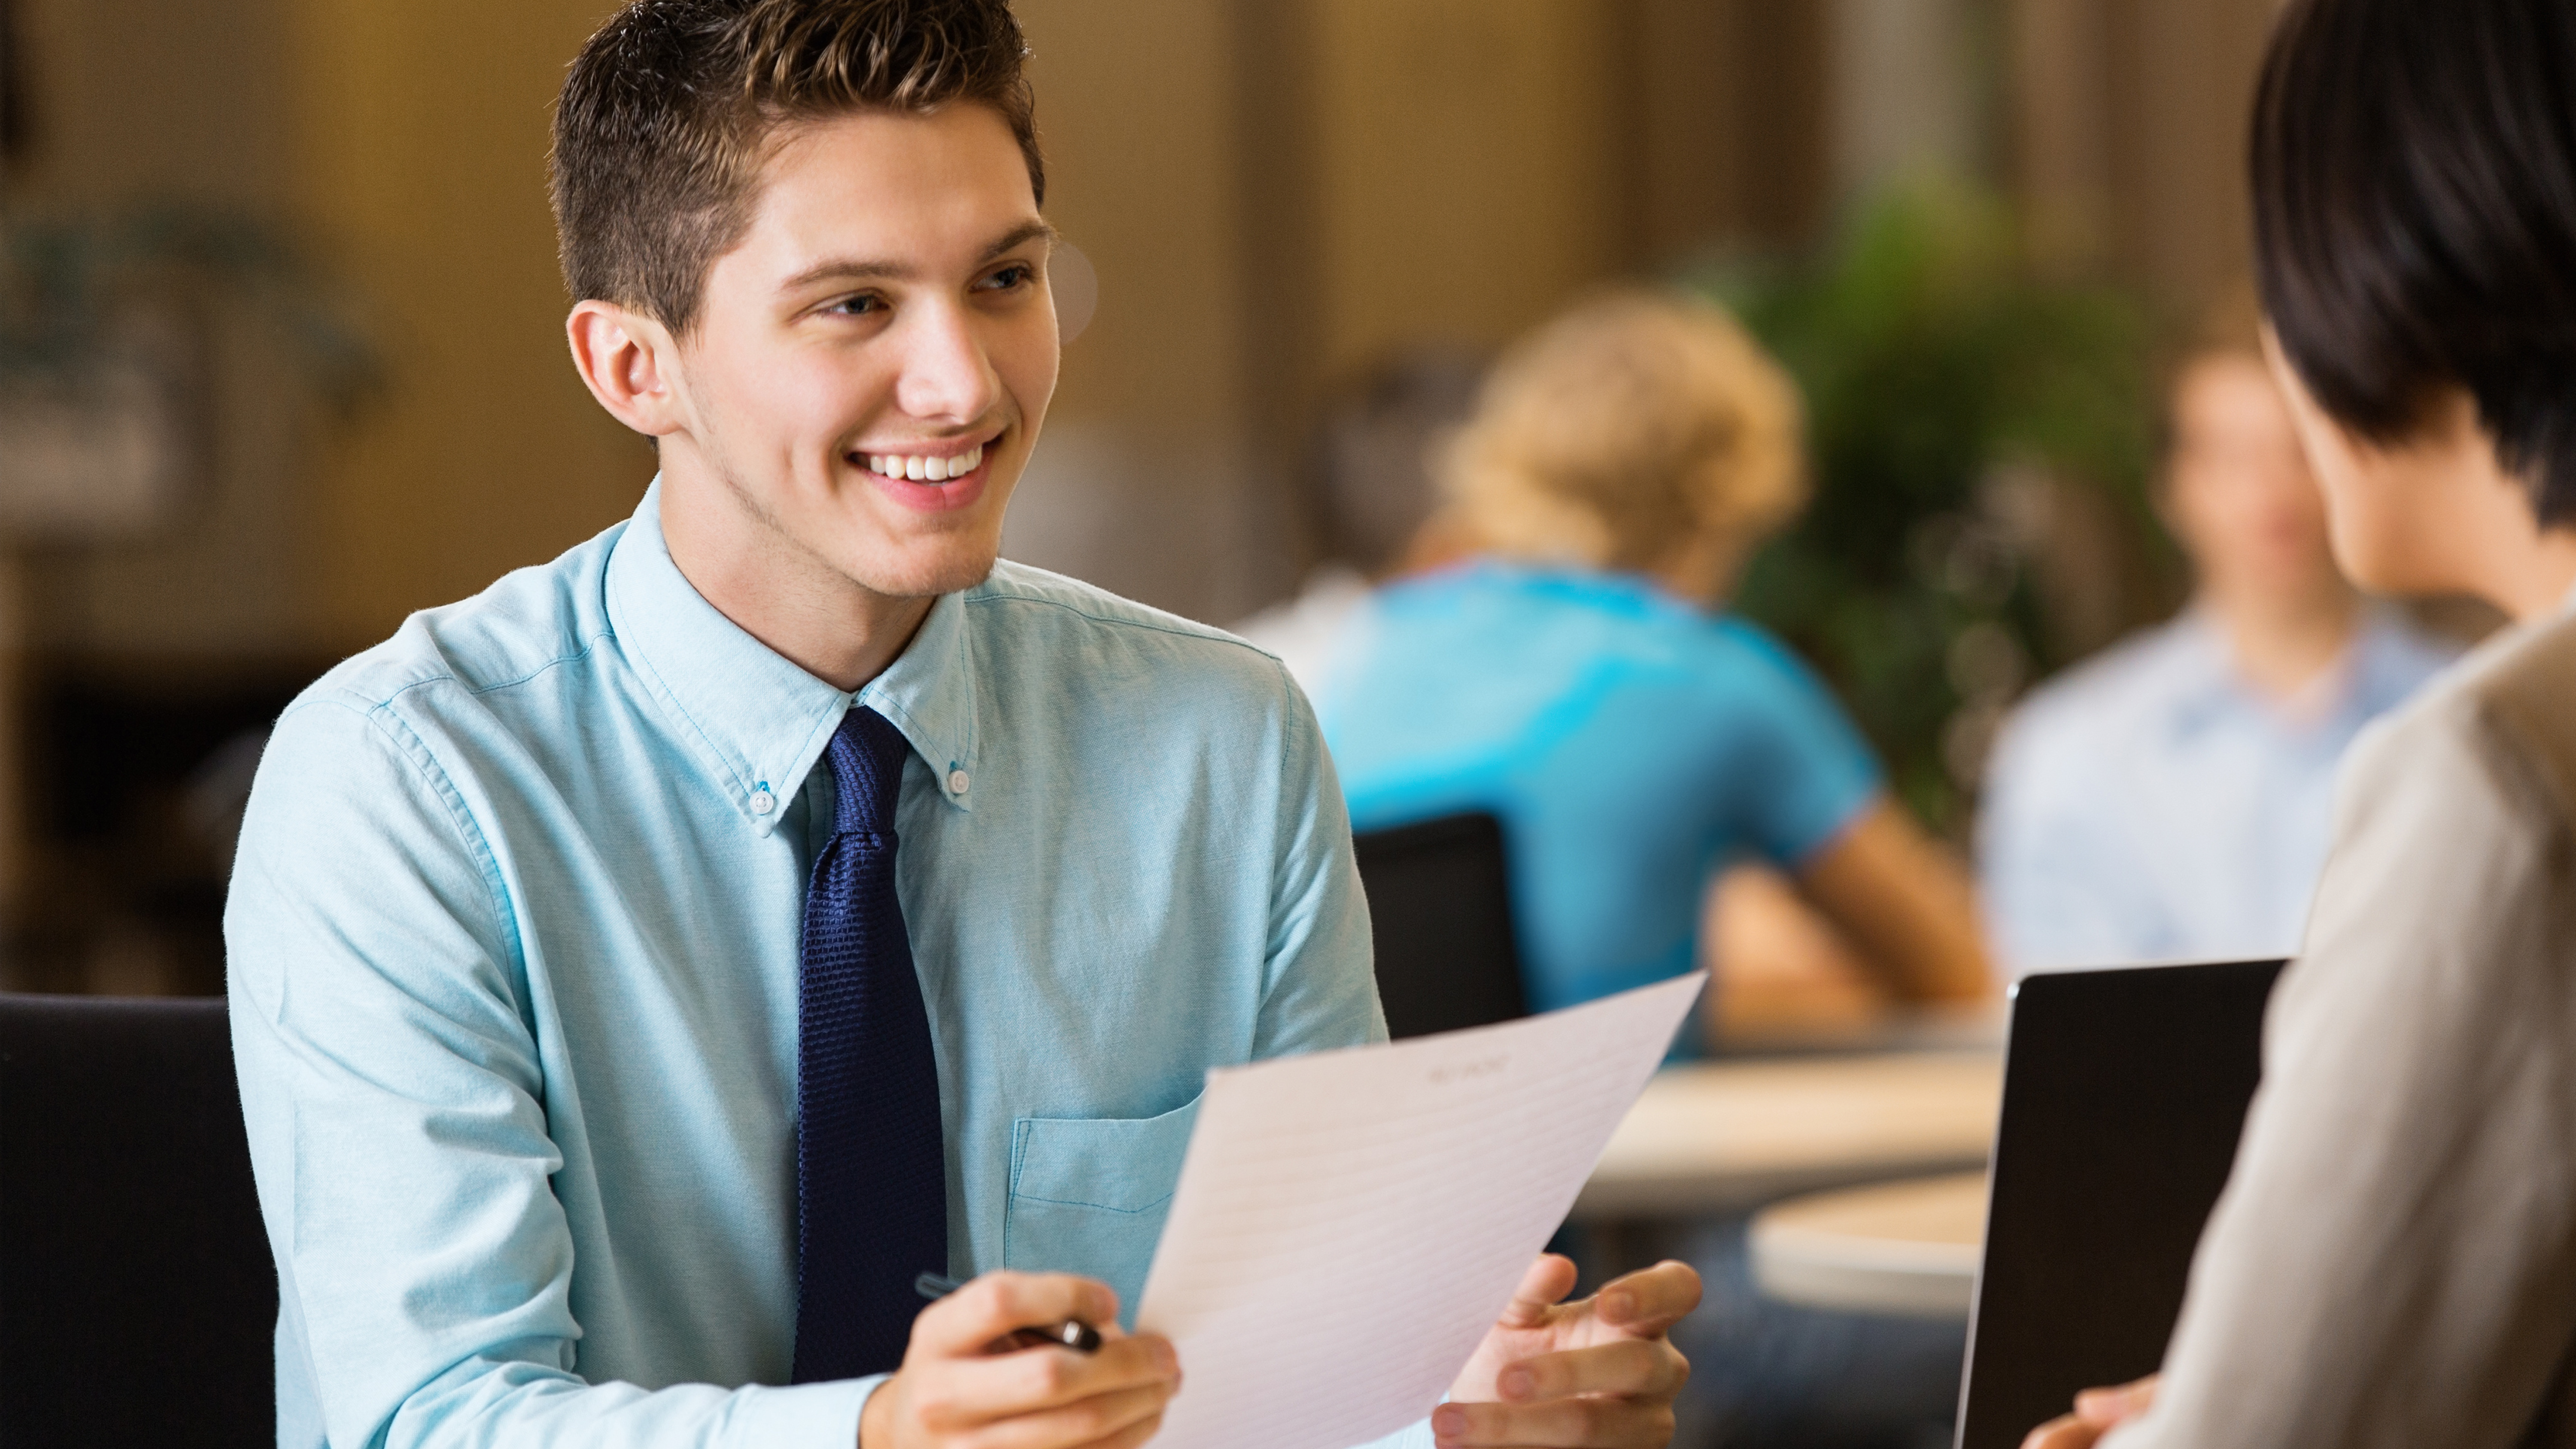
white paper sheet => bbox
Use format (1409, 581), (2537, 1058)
(1133, 972), (1707, 1449)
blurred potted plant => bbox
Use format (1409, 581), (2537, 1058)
(1692, 181), (2177, 837)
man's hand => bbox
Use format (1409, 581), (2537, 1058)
(1434, 1255), (1701, 1448)
(859, 1272), (1179, 1449)
(2021, 1374), (2159, 1449)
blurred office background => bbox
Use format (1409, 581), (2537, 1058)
(0, 0), (2282, 995)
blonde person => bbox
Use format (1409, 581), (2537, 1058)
(1312, 290), (1993, 1447)
(1313, 292), (1989, 1025)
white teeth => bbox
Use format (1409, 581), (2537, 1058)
(863, 442), (986, 482)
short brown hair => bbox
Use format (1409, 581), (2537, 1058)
(551, 0), (1043, 335)
(1441, 291), (1807, 577)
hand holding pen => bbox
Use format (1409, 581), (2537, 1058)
(917, 1272), (1104, 1353)
(859, 1270), (1174, 1449)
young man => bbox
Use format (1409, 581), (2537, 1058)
(1978, 295), (2452, 973)
(225, 3), (1698, 1448)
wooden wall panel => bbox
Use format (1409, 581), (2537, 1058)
(290, 0), (648, 648)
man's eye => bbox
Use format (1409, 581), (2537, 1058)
(829, 295), (884, 316)
(980, 264), (1034, 292)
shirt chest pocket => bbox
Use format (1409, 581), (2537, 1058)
(1004, 1091), (1201, 1327)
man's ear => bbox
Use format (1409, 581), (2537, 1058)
(568, 299), (686, 438)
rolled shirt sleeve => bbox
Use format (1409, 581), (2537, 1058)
(1254, 660), (1390, 1060)
(1716, 622), (1883, 870)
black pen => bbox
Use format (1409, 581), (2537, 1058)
(914, 1272), (1105, 1353)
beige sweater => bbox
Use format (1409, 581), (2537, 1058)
(2106, 604), (2576, 1448)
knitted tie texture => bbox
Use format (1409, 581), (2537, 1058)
(790, 705), (947, 1383)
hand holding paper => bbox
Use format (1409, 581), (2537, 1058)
(1133, 973), (1708, 1449)
(1432, 1253), (1700, 1447)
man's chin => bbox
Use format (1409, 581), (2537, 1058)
(849, 541), (1003, 600)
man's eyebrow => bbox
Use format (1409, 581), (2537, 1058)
(778, 221), (1059, 294)
(781, 256), (910, 290)
(978, 220), (1059, 261)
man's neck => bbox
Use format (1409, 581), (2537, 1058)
(2205, 580), (2360, 707)
(658, 467), (935, 694)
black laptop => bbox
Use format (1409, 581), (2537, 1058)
(1953, 959), (2287, 1449)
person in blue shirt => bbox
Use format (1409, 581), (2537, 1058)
(1978, 292), (2455, 974)
(1313, 291), (1991, 1449)
(1316, 292), (1993, 1027)
(222, 5), (1701, 1449)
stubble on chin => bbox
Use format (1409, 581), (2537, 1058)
(722, 465), (1006, 600)
(878, 541), (1003, 599)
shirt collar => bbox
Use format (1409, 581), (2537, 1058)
(604, 480), (980, 835)
(2160, 605), (2399, 741)
(2151, 611), (2243, 737)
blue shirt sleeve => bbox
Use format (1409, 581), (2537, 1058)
(1714, 623), (1884, 868)
(1254, 659), (1391, 1058)
(227, 698), (874, 1449)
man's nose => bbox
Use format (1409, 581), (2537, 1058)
(894, 302), (999, 423)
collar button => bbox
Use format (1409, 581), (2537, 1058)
(946, 769), (970, 796)
(749, 784), (777, 815)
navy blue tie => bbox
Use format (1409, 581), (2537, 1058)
(790, 706), (947, 1383)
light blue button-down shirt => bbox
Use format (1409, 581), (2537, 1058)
(1978, 608), (2454, 972)
(226, 483), (1397, 1449)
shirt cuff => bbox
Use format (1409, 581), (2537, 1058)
(727, 1374), (881, 1447)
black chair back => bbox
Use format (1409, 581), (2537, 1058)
(1352, 812), (1531, 1039)
(0, 995), (275, 1447)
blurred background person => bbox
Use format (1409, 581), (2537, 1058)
(1978, 292), (2454, 974)
(1232, 346), (1485, 687)
(1313, 289), (1991, 1449)
(1315, 290), (1991, 1028)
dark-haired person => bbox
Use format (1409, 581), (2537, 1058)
(223, 4), (1699, 1449)
(2023, 0), (2576, 1446)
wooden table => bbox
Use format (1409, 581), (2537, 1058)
(1749, 1171), (1988, 1319)
(1570, 1051), (2003, 1219)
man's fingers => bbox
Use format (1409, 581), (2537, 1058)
(979, 1332), (1176, 1411)
(2023, 1375), (2155, 1449)
(951, 1380), (1175, 1449)
(914, 1272), (1122, 1359)
(2075, 1374), (2160, 1426)
(910, 1332), (1177, 1429)
(1496, 1253), (1582, 1329)
(1591, 1260), (1702, 1337)
(1062, 1409), (1170, 1449)
(1431, 1393), (1675, 1448)
(1492, 1337), (1686, 1403)
(2021, 1411), (2106, 1449)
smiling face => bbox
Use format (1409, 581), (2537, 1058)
(657, 101), (1058, 605)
